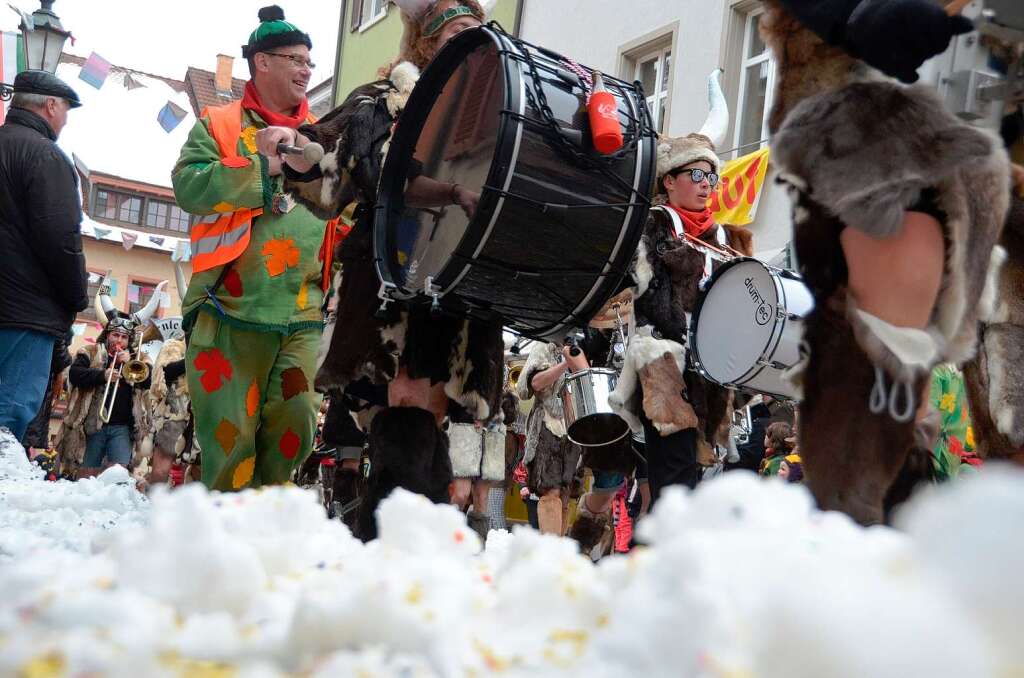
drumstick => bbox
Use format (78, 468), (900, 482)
(945, 0), (971, 16)
(276, 142), (325, 164)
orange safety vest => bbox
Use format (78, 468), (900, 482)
(192, 99), (341, 292)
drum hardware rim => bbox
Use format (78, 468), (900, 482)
(568, 425), (631, 448)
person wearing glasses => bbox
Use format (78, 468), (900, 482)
(610, 131), (754, 505)
(171, 6), (333, 491)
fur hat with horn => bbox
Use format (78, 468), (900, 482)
(94, 275), (169, 341)
(392, 0), (496, 71)
(656, 69), (729, 181)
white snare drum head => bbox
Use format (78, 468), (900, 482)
(693, 259), (780, 385)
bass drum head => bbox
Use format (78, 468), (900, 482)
(376, 27), (509, 296)
(692, 258), (779, 387)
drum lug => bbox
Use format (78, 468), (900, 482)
(756, 358), (792, 371)
(376, 283), (397, 319)
(776, 305), (788, 321)
(424, 276), (442, 316)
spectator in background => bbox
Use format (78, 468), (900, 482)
(759, 422), (794, 477)
(0, 71), (87, 441)
(778, 453), (804, 483)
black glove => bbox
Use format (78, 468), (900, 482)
(845, 0), (975, 83)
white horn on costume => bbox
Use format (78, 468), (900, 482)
(132, 280), (168, 325)
(95, 272), (116, 326)
(173, 262), (188, 305)
(94, 292), (109, 327)
(393, 0), (434, 19)
(698, 69), (730, 151)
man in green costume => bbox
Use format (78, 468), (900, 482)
(173, 5), (329, 490)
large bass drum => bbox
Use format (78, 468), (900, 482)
(375, 25), (657, 340)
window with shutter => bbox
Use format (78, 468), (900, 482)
(350, 0), (363, 32)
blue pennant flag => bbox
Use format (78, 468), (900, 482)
(157, 100), (187, 133)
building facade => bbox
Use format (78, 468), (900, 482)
(517, 0), (793, 263)
(331, 0), (523, 107)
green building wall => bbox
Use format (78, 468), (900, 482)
(333, 0), (521, 106)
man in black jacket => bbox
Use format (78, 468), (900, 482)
(778, 0), (974, 83)
(0, 70), (87, 441)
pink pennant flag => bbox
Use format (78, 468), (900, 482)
(121, 231), (138, 251)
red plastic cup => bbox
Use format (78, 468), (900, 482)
(589, 72), (623, 154)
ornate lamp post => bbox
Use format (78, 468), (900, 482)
(0, 1), (72, 101)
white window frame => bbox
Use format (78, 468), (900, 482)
(732, 6), (777, 155)
(359, 0), (388, 31)
(633, 45), (672, 134)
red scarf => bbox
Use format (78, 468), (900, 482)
(242, 81), (309, 128)
(666, 203), (715, 239)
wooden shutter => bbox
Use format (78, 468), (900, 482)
(350, 0), (364, 32)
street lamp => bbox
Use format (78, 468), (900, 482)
(0, 1), (71, 101)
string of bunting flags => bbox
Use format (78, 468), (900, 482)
(72, 51), (190, 133)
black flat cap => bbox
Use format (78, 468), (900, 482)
(13, 70), (82, 108)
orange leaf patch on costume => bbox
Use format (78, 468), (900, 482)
(232, 456), (255, 489)
(279, 428), (300, 460)
(214, 418), (240, 455)
(261, 237), (300, 277)
(193, 348), (233, 393)
(280, 367), (309, 401)
(246, 379), (260, 417)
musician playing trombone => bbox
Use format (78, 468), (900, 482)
(57, 281), (165, 480)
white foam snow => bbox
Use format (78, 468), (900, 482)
(1, 429), (1022, 677)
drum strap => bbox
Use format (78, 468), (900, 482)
(654, 206), (728, 287)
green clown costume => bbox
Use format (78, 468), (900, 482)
(173, 6), (328, 491)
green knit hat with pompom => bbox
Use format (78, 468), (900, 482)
(242, 6), (312, 59)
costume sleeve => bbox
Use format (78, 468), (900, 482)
(24, 149), (88, 313)
(172, 116), (271, 216)
(516, 344), (556, 402)
(69, 352), (106, 389)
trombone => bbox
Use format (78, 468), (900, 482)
(99, 341), (150, 423)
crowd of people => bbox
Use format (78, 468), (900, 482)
(0, 0), (1020, 559)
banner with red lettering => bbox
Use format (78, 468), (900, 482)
(708, 147), (770, 226)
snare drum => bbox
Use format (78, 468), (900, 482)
(689, 258), (813, 400)
(375, 25), (657, 340)
(561, 368), (630, 447)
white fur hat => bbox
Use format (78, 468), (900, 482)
(656, 69), (730, 178)
(656, 133), (721, 178)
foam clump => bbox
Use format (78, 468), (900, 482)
(2, 424), (1023, 677)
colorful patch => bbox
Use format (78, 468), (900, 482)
(220, 157), (251, 169)
(240, 126), (259, 154)
(193, 348), (233, 393)
(261, 237), (301, 277)
(212, 201), (237, 213)
(280, 367), (310, 401)
(246, 379), (260, 418)
(296, 283), (309, 310)
(279, 428), (301, 460)
(223, 268), (244, 297)
(232, 456), (256, 489)
(214, 418), (240, 455)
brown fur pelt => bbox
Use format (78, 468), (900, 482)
(762, 0), (1010, 523)
(639, 353), (698, 436)
(963, 195), (1024, 459)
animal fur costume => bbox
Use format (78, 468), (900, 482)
(963, 194), (1024, 461)
(515, 342), (581, 496)
(139, 339), (195, 465)
(609, 127), (752, 463)
(56, 342), (151, 480)
(760, 2), (1010, 524)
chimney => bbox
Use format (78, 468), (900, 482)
(215, 54), (234, 97)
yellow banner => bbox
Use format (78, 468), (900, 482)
(707, 147), (770, 226)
